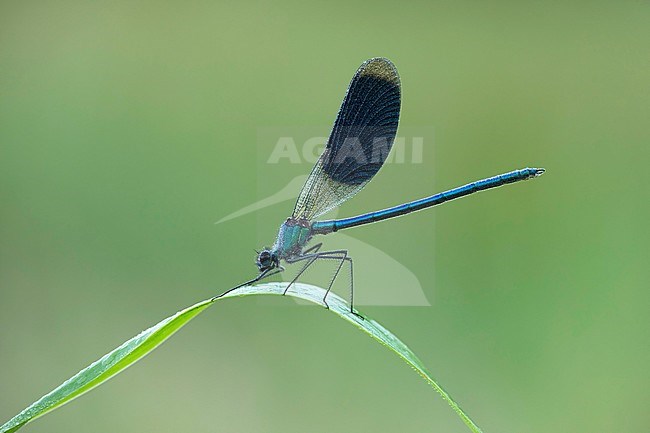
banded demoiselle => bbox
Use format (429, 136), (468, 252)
(218, 57), (544, 313)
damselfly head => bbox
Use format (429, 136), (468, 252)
(256, 248), (278, 271)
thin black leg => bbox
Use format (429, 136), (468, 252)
(284, 249), (360, 317)
(280, 243), (323, 295)
(310, 253), (359, 317)
(283, 255), (318, 295)
(322, 250), (348, 310)
(302, 243), (323, 255)
(212, 267), (282, 301)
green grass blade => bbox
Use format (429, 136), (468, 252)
(224, 283), (484, 433)
(0, 299), (213, 433)
(1, 283), (482, 433)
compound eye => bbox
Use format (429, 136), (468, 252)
(257, 250), (273, 269)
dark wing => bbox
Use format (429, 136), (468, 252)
(292, 57), (401, 220)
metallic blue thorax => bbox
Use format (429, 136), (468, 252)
(272, 218), (313, 259)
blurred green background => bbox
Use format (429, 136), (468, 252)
(1, 1), (648, 432)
